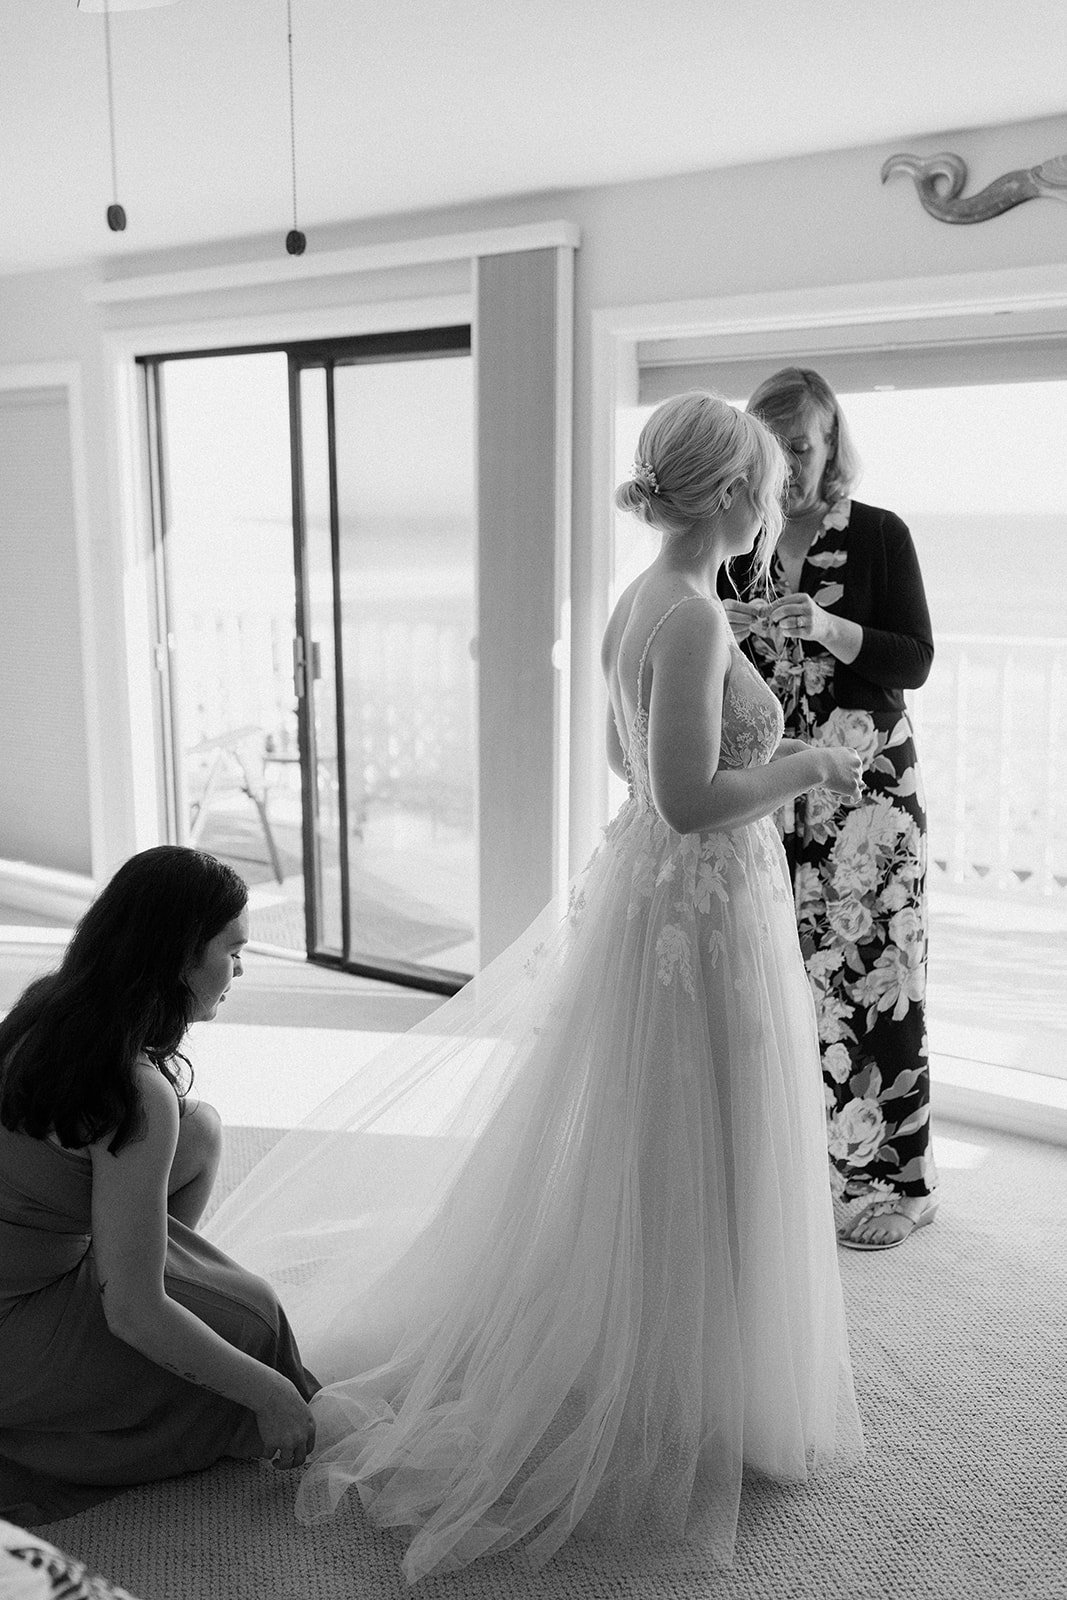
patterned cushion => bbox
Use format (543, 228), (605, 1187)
(0, 1519), (142, 1600)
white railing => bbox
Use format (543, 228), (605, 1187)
(177, 606), (476, 834)
(909, 635), (1066, 897)
(177, 614), (1067, 899)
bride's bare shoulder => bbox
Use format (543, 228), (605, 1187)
(603, 574), (724, 682)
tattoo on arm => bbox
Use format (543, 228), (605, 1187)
(155, 1354), (241, 1401)
(160, 1363), (201, 1385)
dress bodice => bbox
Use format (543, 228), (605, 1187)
(624, 596), (784, 815)
(0, 1124), (92, 1299)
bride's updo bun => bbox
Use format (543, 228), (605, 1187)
(614, 390), (787, 585)
(613, 470), (662, 527)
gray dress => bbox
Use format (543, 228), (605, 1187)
(0, 1123), (318, 1524)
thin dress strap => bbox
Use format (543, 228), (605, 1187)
(636, 595), (709, 711)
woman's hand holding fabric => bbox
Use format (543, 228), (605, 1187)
(254, 1374), (317, 1470)
(766, 595), (863, 664)
(721, 599), (764, 643)
(767, 592), (831, 643)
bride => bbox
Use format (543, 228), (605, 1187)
(206, 391), (865, 1583)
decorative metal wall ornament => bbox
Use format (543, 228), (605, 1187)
(284, 0), (306, 255)
(881, 150), (1067, 224)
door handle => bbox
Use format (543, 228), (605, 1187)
(293, 636), (306, 698)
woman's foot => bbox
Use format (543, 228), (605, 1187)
(838, 1193), (938, 1251)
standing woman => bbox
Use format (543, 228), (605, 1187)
(719, 368), (938, 1250)
(207, 392), (865, 1584)
(0, 847), (317, 1523)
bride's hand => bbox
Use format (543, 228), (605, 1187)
(721, 600), (766, 643)
(818, 746), (864, 802)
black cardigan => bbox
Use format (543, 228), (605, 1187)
(718, 499), (934, 713)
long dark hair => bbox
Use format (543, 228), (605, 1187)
(0, 846), (247, 1155)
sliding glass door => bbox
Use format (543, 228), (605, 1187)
(290, 332), (476, 985)
(144, 351), (303, 920)
(143, 327), (476, 992)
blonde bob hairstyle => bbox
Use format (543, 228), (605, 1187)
(614, 390), (788, 589)
(746, 366), (861, 507)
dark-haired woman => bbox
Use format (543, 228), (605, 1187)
(0, 846), (318, 1523)
(719, 367), (938, 1250)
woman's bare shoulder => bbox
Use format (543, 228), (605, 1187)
(643, 595), (730, 685)
(131, 1061), (179, 1120)
(604, 572), (728, 683)
(632, 586), (725, 652)
(88, 1061), (176, 1163)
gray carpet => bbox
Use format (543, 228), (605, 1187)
(39, 1119), (1067, 1600)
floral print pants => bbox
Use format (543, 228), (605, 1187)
(789, 706), (937, 1201)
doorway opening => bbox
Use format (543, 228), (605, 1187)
(141, 327), (476, 994)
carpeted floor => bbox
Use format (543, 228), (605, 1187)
(36, 1117), (1066, 1600)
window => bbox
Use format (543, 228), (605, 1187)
(612, 374), (1067, 1088)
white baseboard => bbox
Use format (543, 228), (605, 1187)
(931, 1055), (1067, 1147)
(0, 859), (95, 923)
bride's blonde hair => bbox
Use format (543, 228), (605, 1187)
(614, 390), (786, 588)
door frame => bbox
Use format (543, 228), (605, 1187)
(584, 264), (1067, 1148)
(579, 263), (1067, 871)
(139, 323), (475, 994)
(103, 296), (473, 876)
(103, 260), (575, 982)
(96, 220), (577, 896)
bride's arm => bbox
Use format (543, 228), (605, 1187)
(769, 736), (810, 761)
(647, 608), (857, 834)
(690, 747), (847, 833)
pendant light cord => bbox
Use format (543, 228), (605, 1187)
(287, 0), (299, 230)
(103, 0), (119, 205)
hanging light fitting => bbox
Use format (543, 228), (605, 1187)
(285, 0), (306, 255)
(77, 0), (182, 232)
(101, 0), (125, 230)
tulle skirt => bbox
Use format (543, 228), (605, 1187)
(206, 800), (863, 1582)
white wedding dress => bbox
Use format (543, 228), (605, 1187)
(206, 598), (863, 1584)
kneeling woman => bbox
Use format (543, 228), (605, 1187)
(0, 847), (317, 1523)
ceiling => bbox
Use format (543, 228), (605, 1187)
(3, 0), (1067, 276)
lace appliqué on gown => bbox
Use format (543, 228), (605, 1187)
(623, 598), (791, 1000)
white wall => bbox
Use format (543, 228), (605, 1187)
(1, 108), (1064, 890)
(0, 385), (91, 873)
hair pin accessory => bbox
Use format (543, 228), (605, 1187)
(633, 460), (659, 494)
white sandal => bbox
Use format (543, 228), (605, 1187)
(838, 1194), (938, 1251)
